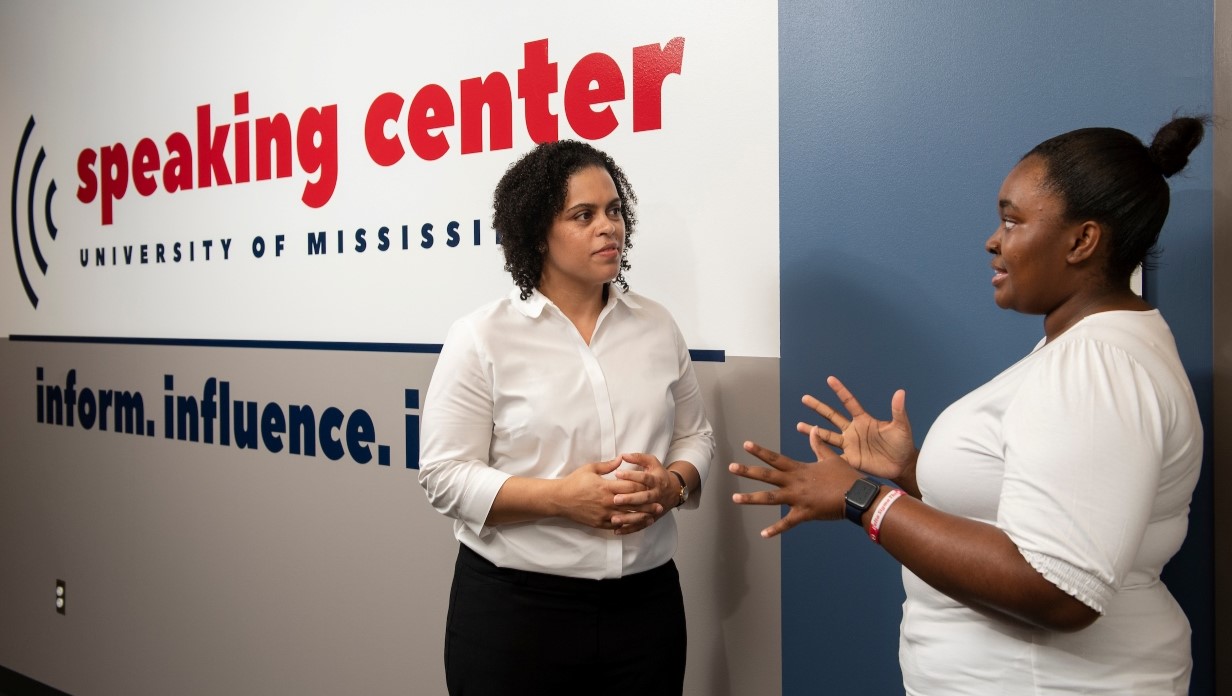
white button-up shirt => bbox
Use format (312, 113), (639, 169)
(419, 287), (715, 579)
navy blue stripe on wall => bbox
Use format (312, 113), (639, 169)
(7, 336), (725, 363)
(7, 334), (445, 353)
(778, 1), (1213, 694)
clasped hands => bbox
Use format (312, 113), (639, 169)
(728, 376), (916, 538)
(560, 452), (677, 535)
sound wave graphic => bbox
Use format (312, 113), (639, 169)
(10, 115), (59, 309)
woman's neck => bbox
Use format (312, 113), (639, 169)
(538, 281), (609, 344)
(1043, 286), (1151, 342)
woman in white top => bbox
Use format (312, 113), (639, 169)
(728, 116), (1206, 694)
(419, 140), (714, 695)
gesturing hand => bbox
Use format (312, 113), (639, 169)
(728, 440), (862, 538)
(797, 376), (916, 480)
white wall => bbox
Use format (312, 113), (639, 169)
(0, 2), (785, 693)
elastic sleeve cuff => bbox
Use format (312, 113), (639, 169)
(1019, 548), (1112, 615)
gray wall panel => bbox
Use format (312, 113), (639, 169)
(0, 341), (782, 695)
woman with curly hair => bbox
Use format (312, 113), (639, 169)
(419, 139), (714, 695)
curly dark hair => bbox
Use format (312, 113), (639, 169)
(492, 140), (637, 300)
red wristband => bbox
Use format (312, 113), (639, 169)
(868, 488), (904, 544)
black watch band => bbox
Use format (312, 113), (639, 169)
(843, 477), (881, 525)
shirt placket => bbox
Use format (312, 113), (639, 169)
(571, 307), (622, 578)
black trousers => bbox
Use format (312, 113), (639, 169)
(444, 544), (687, 696)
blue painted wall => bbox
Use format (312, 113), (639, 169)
(778, 2), (1214, 693)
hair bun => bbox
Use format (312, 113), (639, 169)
(1148, 116), (1207, 178)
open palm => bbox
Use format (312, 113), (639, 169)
(796, 375), (916, 479)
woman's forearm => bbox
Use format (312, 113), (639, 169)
(872, 491), (1098, 632)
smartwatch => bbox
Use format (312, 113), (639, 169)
(843, 477), (880, 525)
(667, 469), (689, 508)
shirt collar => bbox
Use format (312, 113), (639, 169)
(509, 284), (641, 318)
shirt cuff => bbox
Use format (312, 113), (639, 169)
(666, 448), (712, 509)
(458, 467), (514, 538)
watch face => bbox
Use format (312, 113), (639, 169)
(846, 478), (879, 509)
(844, 478), (880, 525)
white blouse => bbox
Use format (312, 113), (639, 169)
(900, 310), (1202, 695)
(418, 287), (714, 579)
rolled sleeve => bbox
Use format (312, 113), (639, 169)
(665, 324), (715, 509)
(418, 319), (509, 537)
